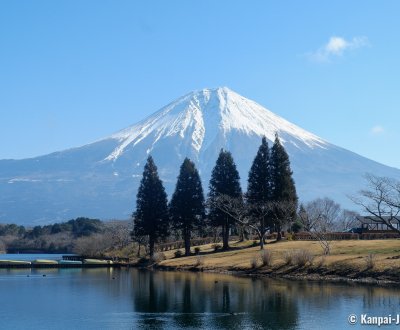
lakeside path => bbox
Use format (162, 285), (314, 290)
(151, 239), (400, 285)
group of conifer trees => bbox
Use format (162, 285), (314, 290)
(132, 135), (298, 257)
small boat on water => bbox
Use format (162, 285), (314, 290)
(0, 260), (31, 265)
(31, 259), (59, 265)
(58, 260), (82, 265)
(83, 259), (113, 265)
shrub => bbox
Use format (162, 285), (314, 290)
(250, 256), (258, 269)
(283, 250), (295, 265)
(252, 240), (258, 247)
(260, 249), (273, 267)
(212, 244), (222, 252)
(315, 255), (326, 268)
(194, 255), (204, 267)
(137, 257), (148, 264)
(194, 247), (201, 255)
(365, 253), (376, 269)
(292, 249), (314, 267)
(174, 250), (183, 258)
(291, 221), (303, 233)
(151, 252), (166, 263)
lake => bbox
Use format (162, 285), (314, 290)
(0, 255), (399, 329)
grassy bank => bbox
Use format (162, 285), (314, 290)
(150, 239), (400, 285)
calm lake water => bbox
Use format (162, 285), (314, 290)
(0, 255), (399, 329)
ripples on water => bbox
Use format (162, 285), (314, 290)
(0, 260), (399, 329)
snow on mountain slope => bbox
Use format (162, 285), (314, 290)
(104, 87), (327, 162)
(1, 87), (400, 224)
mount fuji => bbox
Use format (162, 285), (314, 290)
(1, 87), (400, 225)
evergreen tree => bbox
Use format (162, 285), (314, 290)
(247, 136), (271, 203)
(133, 156), (169, 257)
(169, 158), (205, 256)
(247, 136), (272, 249)
(208, 149), (242, 249)
(270, 134), (298, 239)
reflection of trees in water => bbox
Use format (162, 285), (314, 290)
(276, 280), (400, 312)
(243, 278), (298, 329)
(83, 268), (400, 327)
(133, 270), (170, 313)
(361, 286), (400, 309)
(43, 267), (399, 328)
(172, 278), (203, 328)
(131, 270), (299, 329)
(130, 269), (400, 329)
(222, 283), (230, 312)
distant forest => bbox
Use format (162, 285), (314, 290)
(0, 218), (131, 254)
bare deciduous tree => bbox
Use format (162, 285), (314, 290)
(208, 194), (250, 236)
(298, 198), (341, 255)
(210, 194), (296, 250)
(73, 234), (111, 257)
(130, 229), (149, 257)
(0, 238), (6, 253)
(351, 174), (400, 233)
(104, 220), (132, 250)
(335, 210), (359, 232)
(303, 198), (340, 231)
(246, 200), (273, 250)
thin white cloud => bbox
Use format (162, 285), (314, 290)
(371, 125), (385, 135)
(308, 36), (369, 62)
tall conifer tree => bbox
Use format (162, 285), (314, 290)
(247, 136), (271, 203)
(169, 158), (205, 256)
(247, 136), (272, 248)
(133, 156), (169, 257)
(208, 150), (242, 249)
(270, 134), (298, 239)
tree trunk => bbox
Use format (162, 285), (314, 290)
(137, 242), (141, 257)
(213, 228), (218, 243)
(277, 227), (282, 241)
(239, 225), (244, 242)
(222, 219), (229, 250)
(149, 237), (155, 258)
(259, 233), (265, 250)
(184, 227), (191, 256)
(261, 217), (267, 245)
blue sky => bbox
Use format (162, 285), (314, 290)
(1, 1), (400, 168)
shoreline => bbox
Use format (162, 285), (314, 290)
(137, 239), (400, 287)
(152, 263), (398, 287)
(0, 263), (129, 269)
(0, 256), (397, 286)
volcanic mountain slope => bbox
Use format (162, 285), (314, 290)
(1, 87), (399, 224)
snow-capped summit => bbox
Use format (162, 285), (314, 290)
(104, 87), (326, 162)
(1, 87), (400, 224)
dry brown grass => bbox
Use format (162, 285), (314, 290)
(260, 249), (273, 267)
(157, 239), (400, 278)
